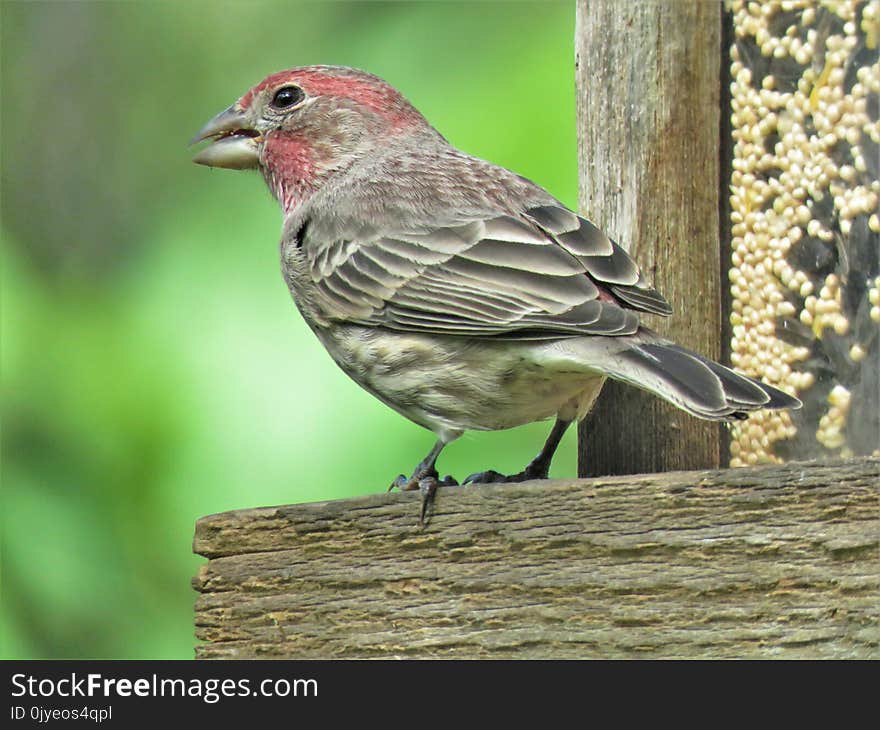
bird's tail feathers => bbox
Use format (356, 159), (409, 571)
(554, 331), (802, 421)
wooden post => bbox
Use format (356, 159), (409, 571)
(575, 0), (724, 477)
(193, 458), (879, 659)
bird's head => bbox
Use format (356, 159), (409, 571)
(191, 66), (431, 210)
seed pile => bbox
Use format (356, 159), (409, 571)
(727, 0), (879, 465)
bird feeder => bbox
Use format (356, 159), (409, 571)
(727, 0), (879, 465)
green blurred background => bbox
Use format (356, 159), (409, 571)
(1, 0), (577, 658)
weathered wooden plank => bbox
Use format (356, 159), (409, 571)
(193, 457), (880, 659)
(575, 0), (724, 476)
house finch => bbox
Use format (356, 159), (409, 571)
(191, 66), (800, 522)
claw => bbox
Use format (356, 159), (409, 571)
(464, 469), (507, 485)
(390, 474), (415, 492)
(417, 475), (460, 525)
(462, 418), (569, 487)
(390, 438), (460, 524)
(418, 477), (439, 525)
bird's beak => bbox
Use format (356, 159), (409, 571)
(190, 105), (261, 170)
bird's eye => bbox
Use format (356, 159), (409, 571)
(271, 85), (304, 110)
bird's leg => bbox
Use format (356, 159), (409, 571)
(465, 418), (572, 485)
(390, 439), (458, 525)
(519, 417), (572, 479)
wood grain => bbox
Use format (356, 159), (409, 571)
(575, 0), (724, 476)
(193, 458), (879, 659)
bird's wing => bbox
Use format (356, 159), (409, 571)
(307, 204), (671, 339)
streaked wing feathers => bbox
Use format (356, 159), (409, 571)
(309, 204), (669, 338)
(525, 205), (672, 315)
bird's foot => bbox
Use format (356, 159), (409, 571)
(390, 470), (458, 526)
(463, 464), (549, 485)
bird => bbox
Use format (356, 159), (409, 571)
(191, 65), (801, 523)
